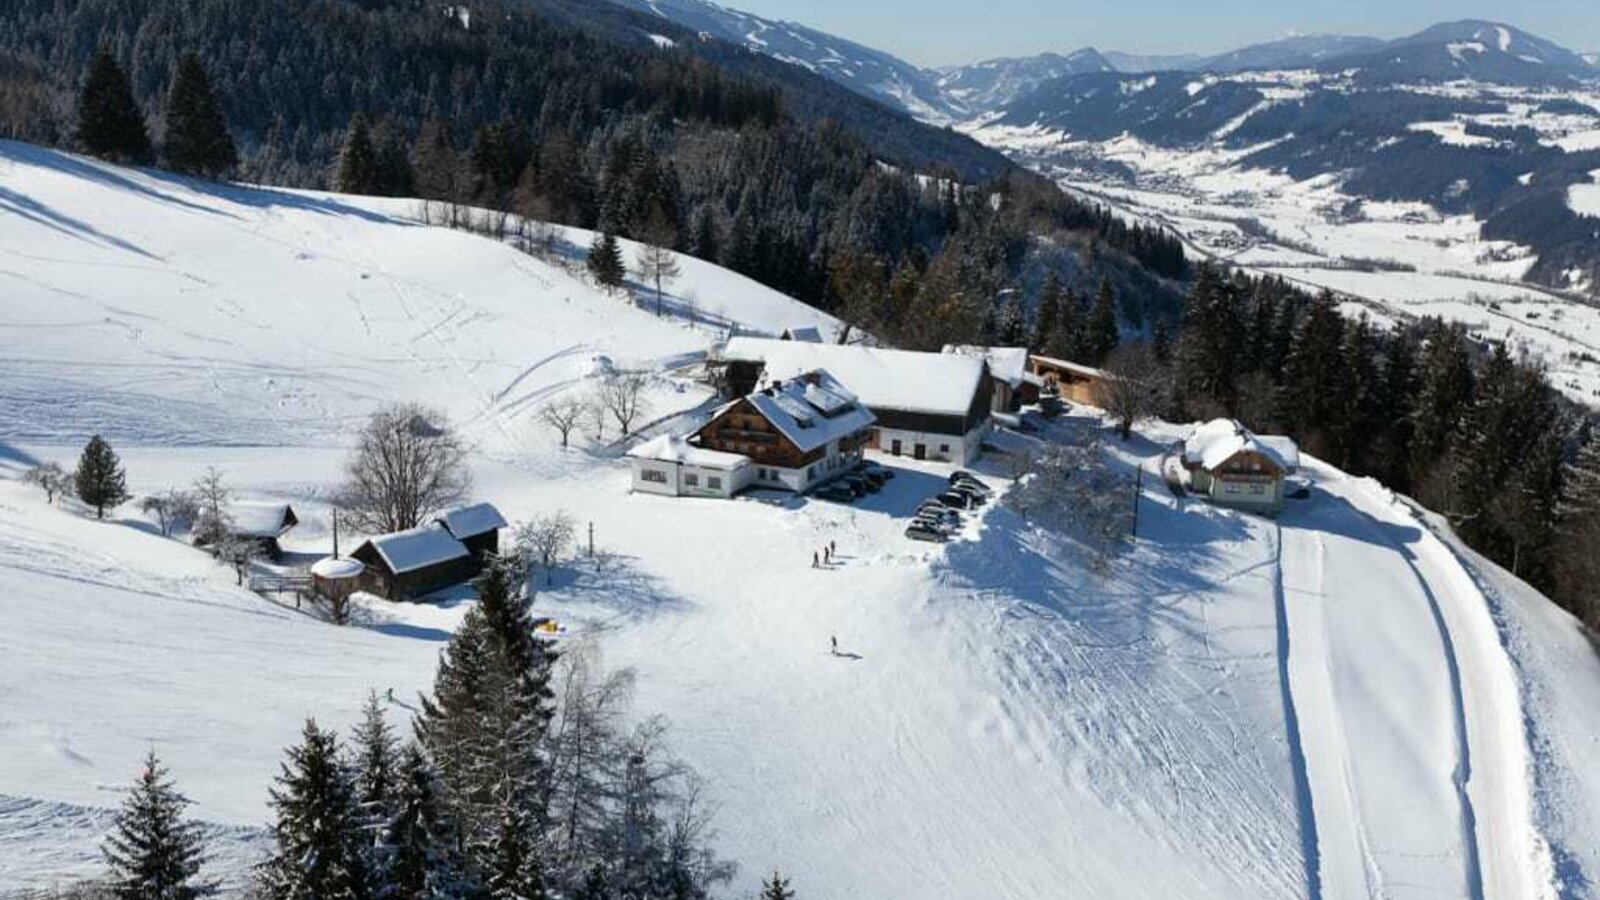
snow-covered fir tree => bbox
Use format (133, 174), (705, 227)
(761, 871), (796, 900)
(417, 560), (557, 884)
(258, 720), (372, 900)
(75, 434), (129, 519)
(386, 744), (469, 900)
(101, 751), (211, 900)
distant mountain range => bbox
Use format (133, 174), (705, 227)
(602, 0), (1600, 118)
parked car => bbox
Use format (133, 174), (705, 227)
(949, 472), (991, 494)
(935, 491), (974, 510)
(858, 468), (890, 488)
(948, 484), (987, 506)
(905, 523), (946, 542)
(842, 474), (879, 495)
(914, 514), (959, 535)
(815, 484), (857, 502)
(863, 462), (896, 480)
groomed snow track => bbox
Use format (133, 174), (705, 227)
(1276, 466), (1554, 899)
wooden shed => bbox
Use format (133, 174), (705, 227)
(350, 524), (478, 601)
(434, 502), (508, 562)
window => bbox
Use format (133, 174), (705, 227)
(708, 477), (722, 490)
(641, 469), (668, 484)
(684, 473), (699, 487)
(1249, 483), (1266, 495)
(940, 444), (950, 453)
(1223, 482), (1240, 494)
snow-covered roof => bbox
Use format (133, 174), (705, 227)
(743, 369), (878, 454)
(781, 326), (824, 343)
(434, 502), (506, 540)
(944, 345), (1029, 388)
(226, 502), (296, 538)
(723, 337), (986, 417)
(1183, 419), (1299, 473)
(1030, 354), (1107, 381)
(627, 434), (750, 469)
(361, 524), (471, 575)
(311, 556), (365, 580)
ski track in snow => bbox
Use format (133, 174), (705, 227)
(1277, 466), (1554, 899)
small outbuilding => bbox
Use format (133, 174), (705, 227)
(434, 502), (508, 562)
(1029, 355), (1109, 406)
(311, 555), (366, 608)
(350, 524), (478, 601)
(224, 502), (299, 561)
(1180, 419), (1301, 515)
(627, 434), (754, 499)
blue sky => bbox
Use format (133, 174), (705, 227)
(723, 0), (1600, 67)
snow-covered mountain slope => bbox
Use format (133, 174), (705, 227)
(0, 140), (836, 451)
(1101, 50), (1206, 73)
(603, 0), (962, 121)
(966, 64), (1600, 404)
(4, 142), (1600, 899)
(936, 49), (1113, 113)
(1330, 20), (1597, 87)
(1195, 33), (1385, 73)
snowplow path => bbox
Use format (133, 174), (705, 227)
(1277, 526), (1378, 899)
(1342, 481), (1556, 900)
(1279, 468), (1480, 898)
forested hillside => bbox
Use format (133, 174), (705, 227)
(0, 0), (1187, 335)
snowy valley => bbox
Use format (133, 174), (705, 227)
(4, 140), (1600, 900)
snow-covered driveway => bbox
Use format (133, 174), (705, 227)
(1278, 466), (1552, 899)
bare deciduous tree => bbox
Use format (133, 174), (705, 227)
(1100, 344), (1163, 441)
(635, 243), (681, 317)
(22, 462), (70, 504)
(341, 403), (471, 534)
(191, 466), (232, 545)
(539, 397), (587, 449)
(141, 489), (198, 537)
(215, 533), (260, 586)
(1005, 438), (1134, 573)
(598, 373), (650, 438)
(516, 510), (576, 585)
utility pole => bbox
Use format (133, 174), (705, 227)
(588, 521), (595, 558)
(1132, 466), (1143, 539)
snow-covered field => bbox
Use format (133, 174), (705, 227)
(4, 142), (1600, 899)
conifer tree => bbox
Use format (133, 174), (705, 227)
(1030, 274), (1062, 354)
(587, 232), (626, 293)
(417, 562), (556, 878)
(336, 114), (380, 195)
(1172, 264), (1241, 417)
(259, 720), (372, 900)
(102, 751), (210, 900)
(1370, 326), (1420, 490)
(1556, 433), (1600, 625)
(76, 434), (129, 519)
(1151, 318), (1172, 366)
(352, 691), (398, 816)
(1085, 278), (1121, 365)
(761, 871), (796, 900)
(163, 53), (236, 177)
(1279, 293), (1348, 458)
(1409, 325), (1474, 496)
(387, 744), (468, 900)
(76, 49), (150, 163)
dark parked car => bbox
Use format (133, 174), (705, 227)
(949, 472), (991, 494)
(948, 484), (987, 506)
(816, 484), (857, 502)
(935, 491), (974, 510)
(858, 468), (890, 488)
(842, 474), (879, 494)
(905, 523), (946, 542)
(863, 462), (896, 480)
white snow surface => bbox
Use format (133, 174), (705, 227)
(722, 337), (987, 417)
(2, 143), (1597, 900)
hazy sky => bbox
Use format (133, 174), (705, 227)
(721, 0), (1600, 68)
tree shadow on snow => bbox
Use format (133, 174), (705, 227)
(0, 440), (41, 471)
(537, 553), (691, 624)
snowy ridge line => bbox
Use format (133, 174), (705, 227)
(1268, 525), (1323, 899)
(1356, 481), (1557, 900)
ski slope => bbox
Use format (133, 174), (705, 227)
(3, 142), (1598, 899)
(0, 140), (837, 451)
